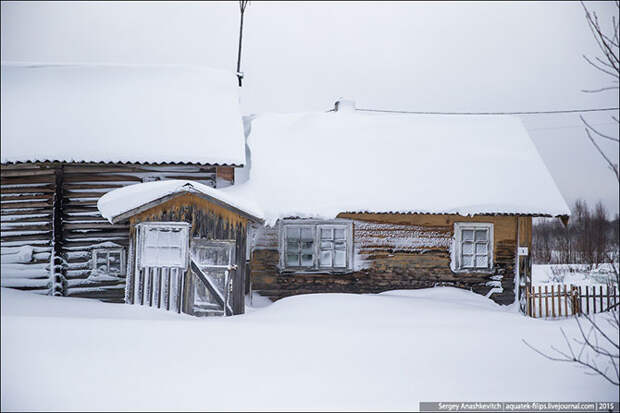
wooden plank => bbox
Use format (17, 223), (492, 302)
(1, 201), (53, 209)
(63, 183), (126, 190)
(1, 194), (54, 202)
(0, 175), (56, 185)
(592, 286), (597, 313)
(1, 169), (56, 177)
(599, 285), (603, 313)
(558, 285), (562, 317)
(545, 285), (549, 318)
(586, 286), (590, 314)
(564, 285), (568, 316)
(0, 186), (55, 194)
(578, 286), (582, 315)
(63, 223), (129, 230)
(63, 174), (142, 183)
(551, 285), (555, 318)
(0, 223), (51, 232)
(606, 285), (611, 311)
(538, 285), (542, 318)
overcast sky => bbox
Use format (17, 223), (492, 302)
(2, 1), (618, 215)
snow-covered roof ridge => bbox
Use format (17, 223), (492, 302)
(225, 105), (571, 226)
(1, 63), (246, 165)
(97, 180), (264, 224)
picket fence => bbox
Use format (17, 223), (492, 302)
(526, 284), (619, 318)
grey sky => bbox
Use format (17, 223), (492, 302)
(1, 1), (618, 215)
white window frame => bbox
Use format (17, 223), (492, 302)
(453, 222), (494, 272)
(92, 248), (126, 277)
(280, 219), (353, 273)
(136, 222), (190, 269)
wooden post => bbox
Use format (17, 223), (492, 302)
(557, 285), (562, 317)
(551, 285), (556, 318)
(564, 285), (569, 316)
(592, 286), (597, 313)
(586, 286), (590, 314)
(578, 286), (582, 315)
(607, 285), (611, 311)
(526, 287), (531, 317)
(545, 285), (549, 318)
(51, 165), (65, 296)
(599, 285), (603, 313)
(538, 286), (542, 318)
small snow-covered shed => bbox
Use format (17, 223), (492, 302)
(0, 63), (246, 302)
(229, 99), (571, 307)
(98, 180), (263, 316)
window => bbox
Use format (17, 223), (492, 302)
(92, 248), (126, 277)
(454, 222), (493, 271)
(137, 222), (190, 269)
(281, 220), (352, 272)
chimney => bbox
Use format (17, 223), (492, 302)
(334, 98), (356, 112)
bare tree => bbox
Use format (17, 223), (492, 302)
(580, 1), (620, 182)
(525, 3), (620, 388)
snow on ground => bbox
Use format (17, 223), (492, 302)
(533, 263), (618, 286)
(1, 287), (617, 411)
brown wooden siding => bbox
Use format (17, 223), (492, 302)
(250, 213), (533, 305)
(1, 162), (223, 302)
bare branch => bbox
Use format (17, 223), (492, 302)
(583, 127), (620, 181)
(581, 115), (620, 142)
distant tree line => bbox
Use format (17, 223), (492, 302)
(532, 200), (620, 265)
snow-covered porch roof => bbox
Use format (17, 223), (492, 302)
(1, 63), (246, 166)
(98, 180), (264, 224)
(226, 99), (571, 226)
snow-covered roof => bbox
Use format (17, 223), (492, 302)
(1, 63), (246, 165)
(98, 180), (263, 224)
(226, 103), (571, 225)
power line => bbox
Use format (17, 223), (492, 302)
(353, 107), (620, 115)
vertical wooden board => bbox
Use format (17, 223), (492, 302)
(551, 285), (555, 318)
(599, 285), (603, 313)
(545, 285), (549, 318)
(538, 285), (542, 318)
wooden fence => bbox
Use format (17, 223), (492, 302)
(526, 284), (619, 318)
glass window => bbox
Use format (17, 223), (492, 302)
(282, 221), (351, 272)
(454, 223), (493, 270)
(138, 223), (189, 269)
(92, 248), (125, 277)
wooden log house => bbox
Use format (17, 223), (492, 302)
(1, 63), (247, 303)
(236, 99), (571, 307)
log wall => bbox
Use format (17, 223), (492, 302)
(250, 213), (533, 305)
(1, 162), (234, 302)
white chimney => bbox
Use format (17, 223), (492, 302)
(334, 98), (356, 112)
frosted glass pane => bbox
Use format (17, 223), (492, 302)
(320, 241), (332, 249)
(301, 254), (313, 266)
(287, 241), (298, 252)
(462, 242), (473, 254)
(287, 227), (300, 239)
(475, 243), (488, 254)
(462, 255), (474, 267)
(334, 240), (346, 250)
(109, 252), (121, 273)
(301, 228), (313, 240)
(321, 228), (333, 240)
(302, 241), (313, 253)
(334, 228), (345, 240)
(462, 230), (474, 241)
(287, 253), (299, 266)
(476, 255), (488, 268)
(334, 250), (346, 267)
(319, 250), (332, 266)
(475, 230), (488, 241)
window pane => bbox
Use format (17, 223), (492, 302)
(287, 227), (300, 239)
(320, 241), (333, 250)
(319, 250), (332, 267)
(320, 228), (333, 240)
(334, 228), (345, 240)
(287, 240), (299, 252)
(334, 250), (346, 267)
(475, 230), (488, 241)
(301, 254), (313, 266)
(475, 243), (488, 254)
(287, 253), (299, 266)
(462, 242), (473, 255)
(334, 240), (346, 250)
(108, 252), (121, 273)
(301, 228), (313, 240)
(462, 255), (474, 267)
(476, 255), (488, 268)
(301, 241), (313, 253)
(462, 230), (474, 241)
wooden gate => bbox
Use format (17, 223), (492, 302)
(129, 221), (238, 316)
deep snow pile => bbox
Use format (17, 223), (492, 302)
(1, 63), (245, 165)
(1, 287), (616, 411)
(226, 109), (571, 225)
